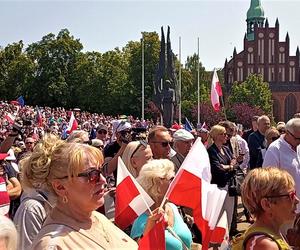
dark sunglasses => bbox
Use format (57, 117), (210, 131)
(265, 190), (297, 201)
(25, 141), (34, 145)
(58, 168), (104, 184)
(151, 140), (173, 148)
(287, 130), (300, 140)
(97, 130), (107, 135)
(131, 140), (148, 159)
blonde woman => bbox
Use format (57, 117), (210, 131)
(207, 125), (237, 232)
(131, 159), (192, 250)
(121, 140), (153, 178)
(22, 134), (138, 249)
(241, 167), (299, 249)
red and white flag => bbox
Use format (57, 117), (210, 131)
(164, 138), (227, 250)
(66, 112), (78, 134)
(210, 69), (223, 112)
(0, 153), (10, 216)
(4, 113), (15, 124)
(138, 219), (166, 250)
(115, 157), (154, 230)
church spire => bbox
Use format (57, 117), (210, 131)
(246, 0), (265, 41)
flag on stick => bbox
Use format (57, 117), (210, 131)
(35, 106), (43, 127)
(164, 138), (227, 250)
(66, 112), (78, 134)
(138, 219), (166, 250)
(4, 113), (15, 124)
(210, 69), (223, 112)
(115, 157), (154, 230)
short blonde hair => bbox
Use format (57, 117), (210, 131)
(121, 141), (141, 178)
(207, 125), (226, 147)
(137, 159), (174, 201)
(0, 215), (17, 250)
(241, 167), (295, 218)
(21, 133), (104, 195)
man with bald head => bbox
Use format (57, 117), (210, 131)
(248, 115), (270, 169)
(263, 118), (300, 210)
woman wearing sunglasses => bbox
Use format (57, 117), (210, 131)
(121, 140), (153, 178)
(240, 167), (299, 249)
(131, 159), (192, 250)
(21, 134), (138, 249)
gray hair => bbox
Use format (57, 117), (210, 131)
(285, 118), (300, 134)
(137, 159), (174, 201)
(257, 115), (270, 124)
(0, 215), (17, 250)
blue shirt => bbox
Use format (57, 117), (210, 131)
(130, 203), (192, 250)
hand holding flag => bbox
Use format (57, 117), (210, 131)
(163, 138), (228, 249)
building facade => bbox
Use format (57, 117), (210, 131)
(223, 0), (300, 121)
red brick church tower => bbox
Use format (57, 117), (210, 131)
(223, 0), (300, 121)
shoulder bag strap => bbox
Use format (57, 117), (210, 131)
(166, 226), (189, 250)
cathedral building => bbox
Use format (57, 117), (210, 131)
(223, 0), (300, 121)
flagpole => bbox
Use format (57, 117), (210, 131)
(221, 95), (227, 120)
(141, 35), (145, 121)
(197, 37), (200, 125)
(178, 36), (182, 125)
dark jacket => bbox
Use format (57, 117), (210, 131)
(207, 143), (234, 188)
(248, 130), (266, 169)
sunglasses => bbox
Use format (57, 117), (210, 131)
(131, 140), (148, 159)
(97, 130), (107, 135)
(58, 168), (104, 184)
(265, 190), (297, 201)
(25, 141), (34, 145)
(287, 130), (300, 140)
(151, 140), (173, 147)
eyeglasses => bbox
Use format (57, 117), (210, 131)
(131, 140), (148, 159)
(97, 130), (107, 135)
(25, 141), (34, 145)
(58, 168), (104, 184)
(151, 140), (173, 147)
(265, 190), (297, 201)
(287, 130), (300, 140)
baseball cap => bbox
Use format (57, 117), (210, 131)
(97, 124), (108, 132)
(173, 129), (194, 141)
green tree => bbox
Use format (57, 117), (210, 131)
(26, 29), (83, 107)
(228, 74), (273, 115)
(0, 41), (34, 101)
(124, 32), (160, 117)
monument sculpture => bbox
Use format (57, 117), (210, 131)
(153, 26), (180, 128)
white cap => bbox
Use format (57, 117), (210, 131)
(173, 129), (194, 141)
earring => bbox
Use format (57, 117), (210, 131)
(63, 196), (68, 203)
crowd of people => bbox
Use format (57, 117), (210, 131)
(0, 100), (300, 250)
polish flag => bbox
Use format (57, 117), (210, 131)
(66, 112), (78, 134)
(0, 153), (10, 216)
(115, 157), (154, 230)
(4, 113), (15, 124)
(164, 138), (228, 250)
(138, 219), (166, 250)
(210, 69), (223, 112)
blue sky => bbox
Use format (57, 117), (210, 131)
(1, 0), (300, 70)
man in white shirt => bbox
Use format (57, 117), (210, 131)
(263, 118), (300, 212)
